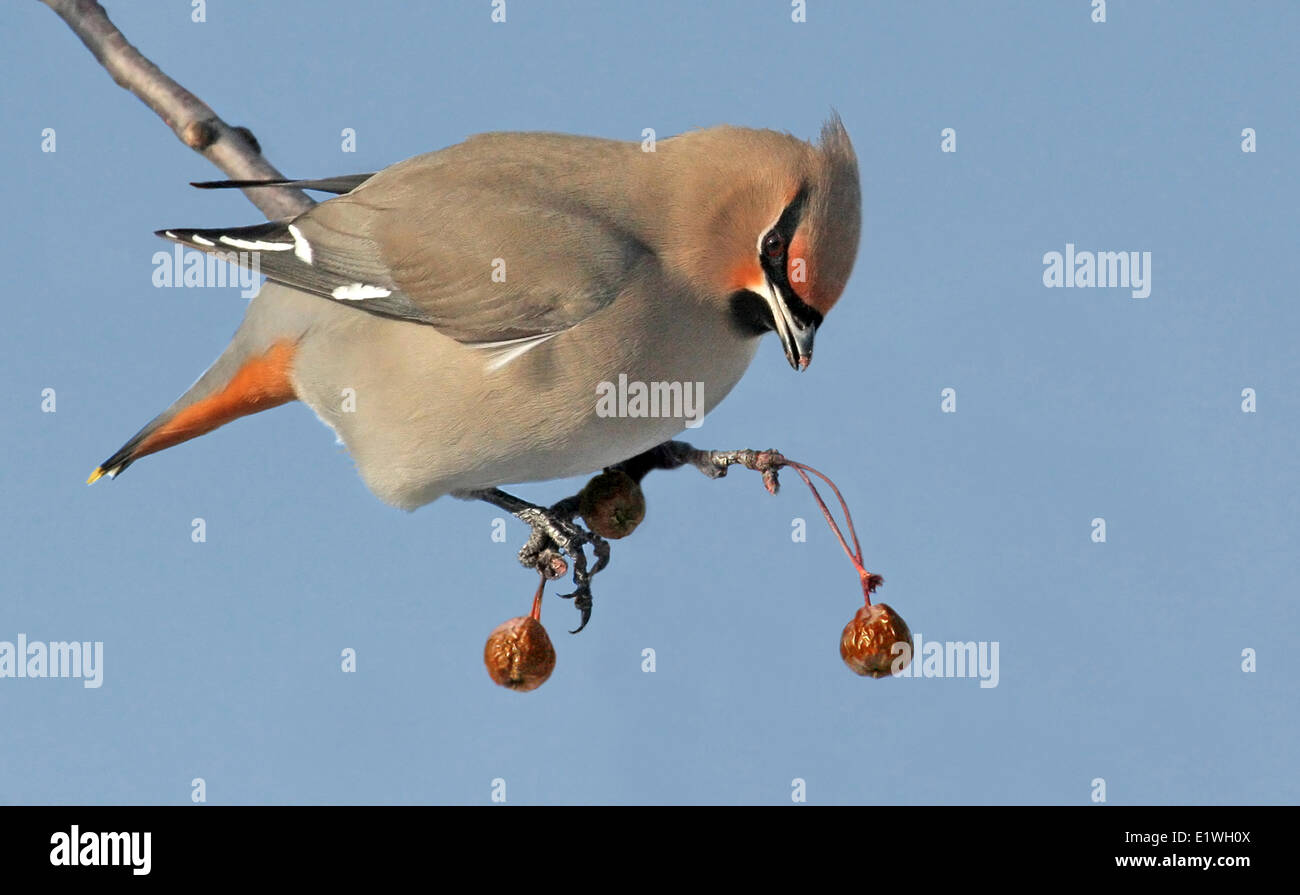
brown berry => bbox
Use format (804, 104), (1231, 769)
(578, 469), (646, 539)
(840, 603), (913, 678)
(484, 616), (556, 691)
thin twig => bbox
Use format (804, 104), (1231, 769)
(41, 0), (313, 220)
(787, 464), (862, 572)
(786, 461), (863, 564)
(610, 441), (880, 601)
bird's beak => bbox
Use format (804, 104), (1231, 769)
(757, 275), (817, 371)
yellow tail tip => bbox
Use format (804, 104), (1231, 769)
(86, 467), (106, 485)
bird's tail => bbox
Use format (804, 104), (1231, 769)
(87, 310), (301, 484)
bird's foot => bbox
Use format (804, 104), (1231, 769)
(516, 496), (610, 633)
(460, 488), (609, 633)
(612, 441), (789, 493)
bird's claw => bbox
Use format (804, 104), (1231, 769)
(558, 584), (594, 633)
(514, 503), (608, 633)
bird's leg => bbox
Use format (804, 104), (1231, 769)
(457, 487), (609, 633)
(611, 441), (790, 494)
(457, 444), (780, 633)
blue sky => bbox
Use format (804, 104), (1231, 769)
(1, 0), (1296, 805)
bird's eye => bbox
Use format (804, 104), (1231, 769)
(762, 231), (785, 259)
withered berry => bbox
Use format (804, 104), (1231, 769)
(578, 469), (646, 539)
(840, 603), (913, 679)
(484, 616), (556, 691)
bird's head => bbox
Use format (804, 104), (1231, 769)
(674, 115), (861, 371)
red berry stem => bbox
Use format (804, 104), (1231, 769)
(785, 461), (862, 560)
(782, 460), (879, 605)
(530, 574), (545, 621)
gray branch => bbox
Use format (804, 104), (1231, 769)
(41, 0), (314, 220)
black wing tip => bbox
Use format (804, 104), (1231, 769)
(154, 222), (291, 243)
(153, 228), (195, 243)
(191, 174), (377, 195)
(190, 178), (292, 190)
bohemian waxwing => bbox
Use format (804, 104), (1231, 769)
(89, 117), (861, 570)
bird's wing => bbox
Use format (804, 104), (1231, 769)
(159, 148), (652, 344)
